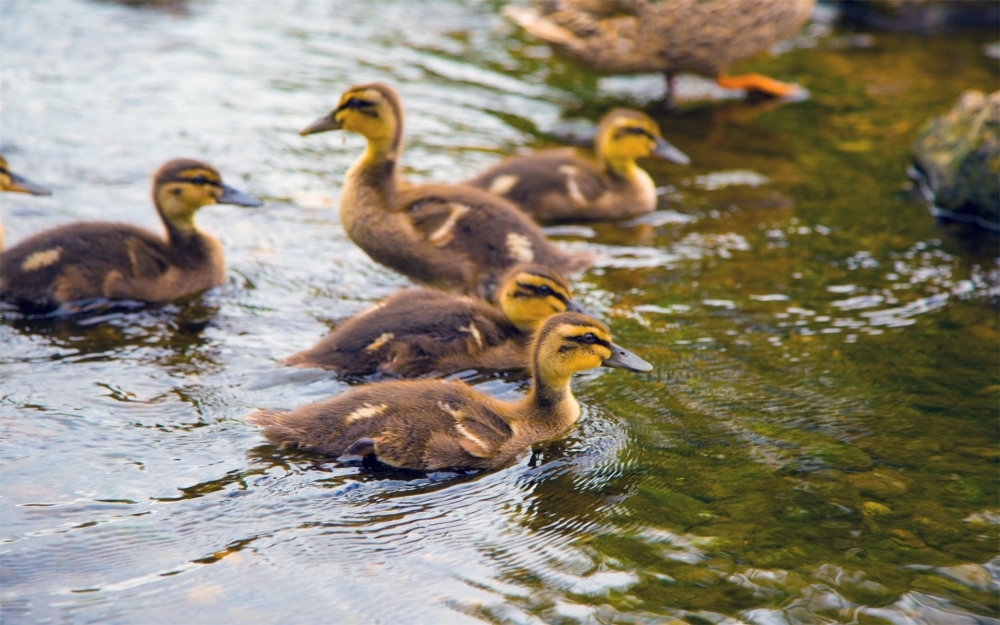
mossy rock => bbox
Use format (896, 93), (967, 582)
(913, 90), (1000, 224)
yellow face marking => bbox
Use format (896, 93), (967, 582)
(365, 332), (395, 352)
(460, 323), (484, 350)
(428, 203), (470, 247)
(488, 174), (519, 196)
(21, 248), (61, 272)
(505, 232), (534, 263)
(343, 403), (388, 424)
(177, 168), (221, 184)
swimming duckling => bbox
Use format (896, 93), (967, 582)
(248, 312), (651, 471)
(283, 263), (586, 377)
(1, 154), (52, 196)
(1, 159), (261, 311)
(504, 0), (813, 103)
(300, 82), (592, 299)
(467, 109), (688, 223)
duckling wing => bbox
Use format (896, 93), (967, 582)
(401, 184), (592, 295)
(247, 381), (515, 470)
(284, 289), (515, 377)
(467, 152), (610, 222)
(0, 222), (171, 309)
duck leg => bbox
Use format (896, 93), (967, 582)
(662, 72), (676, 110)
(716, 73), (799, 98)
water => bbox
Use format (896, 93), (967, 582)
(2, 1), (998, 623)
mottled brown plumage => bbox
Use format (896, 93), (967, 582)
(248, 312), (652, 471)
(467, 109), (688, 223)
(504, 0), (815, 98)
(300, 83), (593, 299)
(0, 159), (261, 311)
(283, 264), (585, 377)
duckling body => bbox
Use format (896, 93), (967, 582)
(249, 312), (652, 471)
(284, 264), (583, 377)
(0, 159), (260, 311)
(467, 109), (688, 223)
(504, 0), (815, 100)
(301, 83), (592, 299)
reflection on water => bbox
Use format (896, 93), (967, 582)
(1, 1), (998, 623)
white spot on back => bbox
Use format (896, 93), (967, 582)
(437, 401), (463, 419)
(429, 202), (471, 247)
(21, 248), (61, 272)
(344, 403), (388, 423)
(366, 332), (395, 352)
(488, 174), (519, 196)
(505, 232), (534, 263)
(454, 422), (488, 455)
(460, 323), (483, 349)
(558, 164), (587, 207)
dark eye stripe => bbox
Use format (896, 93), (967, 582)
(516, 282), (568, 302)
(565, 334), (611, 349)
(178, 176), (220, 187)
(616, 127), (654, 139)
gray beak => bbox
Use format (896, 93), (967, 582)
(565, 299), (595, 317)
(300, 111), (342, 136)
(218, 183), (262, 207)
(7, 171), (52, 196)
(602, 343), (653, 372)
(652, 137), (690, 165)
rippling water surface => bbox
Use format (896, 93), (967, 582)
(2, 1), (998, 623)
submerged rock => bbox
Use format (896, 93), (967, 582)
(839, 0), (1000, 32)
(912, 89), (1000, 228)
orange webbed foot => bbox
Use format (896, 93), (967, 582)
(716, 73), (804, 99)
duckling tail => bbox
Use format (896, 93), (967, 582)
(244, 409), (288, 428)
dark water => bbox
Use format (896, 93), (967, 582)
(2, 1), (998, 623)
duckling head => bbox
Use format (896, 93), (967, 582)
(300, 83), (403, 157)
(0, 154), (51, 195)
(596, 110), (690, 174)
(497, 264), (588, 333)
(153, 159), (261, 231)
(532, 312), (652, 389)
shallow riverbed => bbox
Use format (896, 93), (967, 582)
(1, 1), (998, 623)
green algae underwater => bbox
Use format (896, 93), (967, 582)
(1, 1), (997, 623)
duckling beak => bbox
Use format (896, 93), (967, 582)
(7, 171), (52, 196)
(565, 299), (592, 316)
(652, 137), (690, 165)
(602, 343), (653, 372)
(217, 184), (263, 207)
(300, 111), (342, 136)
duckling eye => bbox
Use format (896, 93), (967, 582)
(190, 175), (209, 185)
(538, 285), (553, 296)
(582, 333), (597, 344)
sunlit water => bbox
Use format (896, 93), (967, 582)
(1, 1), (998, 623)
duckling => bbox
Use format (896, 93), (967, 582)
(1, 154), (52, 196)
(504, 0), (814, 103)
(283, 263), (586, 377)
(300, 82), (593, 300)
(1, 159), (261, 311)
(1, 154), (53, 251)
(248, 311), (652, 471)
(466, 109), (688, 223)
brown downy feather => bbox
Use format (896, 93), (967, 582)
(248, 312), (653, 471)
